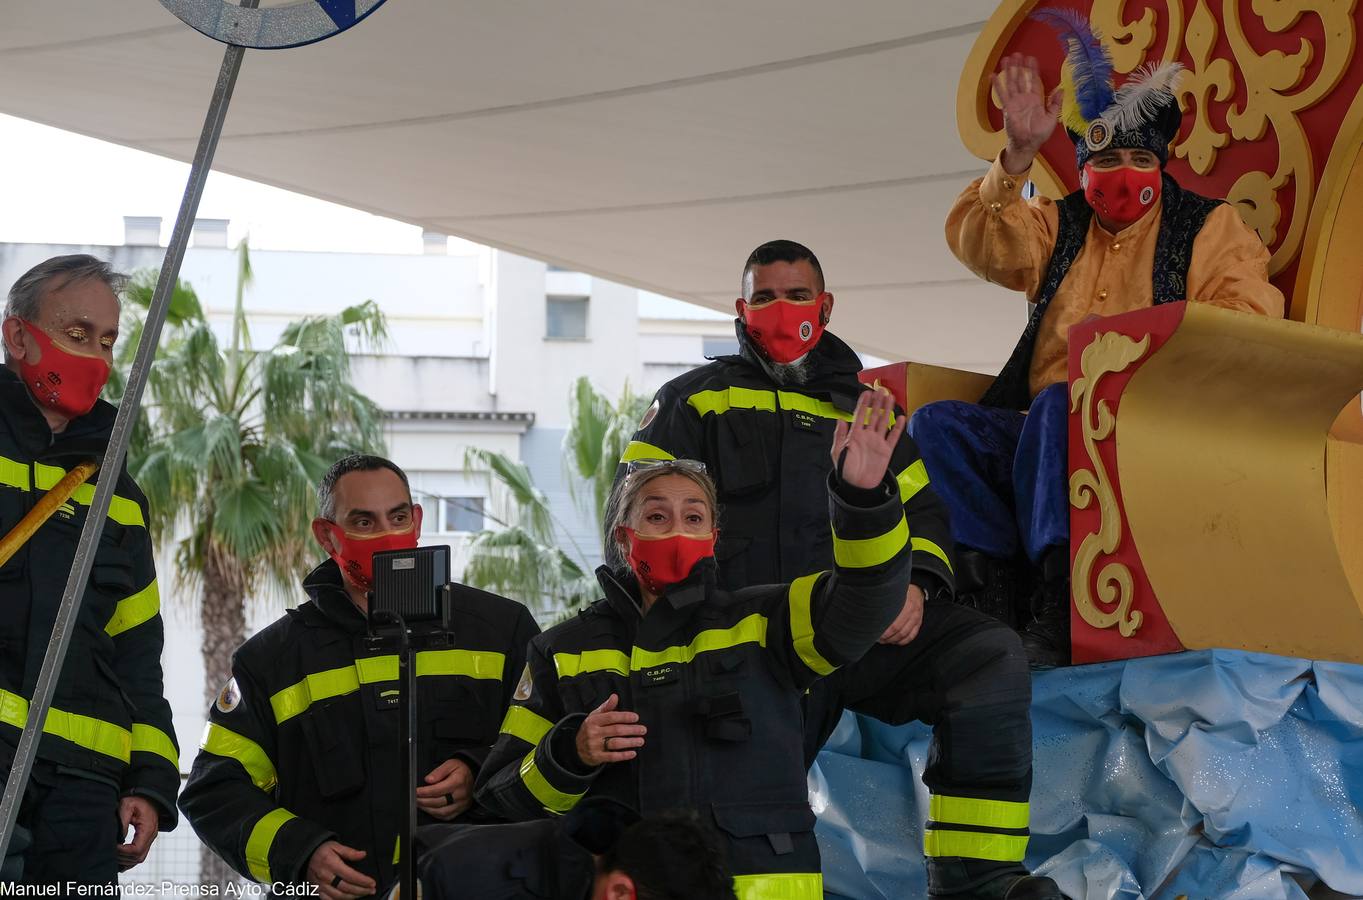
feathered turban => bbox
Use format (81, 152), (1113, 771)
(1032, 7), (1184, 169)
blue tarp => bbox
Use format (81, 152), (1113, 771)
(812, 650), (1363, 899)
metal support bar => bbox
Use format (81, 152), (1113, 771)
(0, 3), (257, 861)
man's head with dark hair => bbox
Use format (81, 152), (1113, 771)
(593, 810), (735, 900)
(316, 454), (411, 522)
(739, 239), (824, 298)
(311, 454), (422, 601)
(735, 240), (833, 385)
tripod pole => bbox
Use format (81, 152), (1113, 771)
(400, 626), (418, 898)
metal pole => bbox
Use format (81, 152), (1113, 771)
(0, 1), (258, 861)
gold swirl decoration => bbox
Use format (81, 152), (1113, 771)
(1091, 0), (1356, 276)
(1068, 331), (1150, 637)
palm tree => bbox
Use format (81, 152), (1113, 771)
(459, 378), (648, 619)
(112, 242), (387, 879)
(562, 376), (650, 520)
(459, 448), (598, 617)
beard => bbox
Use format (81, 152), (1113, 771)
(768, 356), (812, 385)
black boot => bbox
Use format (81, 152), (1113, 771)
(927, 859), (1065, 899)
(953, 872), (1065, 899)
(954, 549), (1028, 629)
(1018, 546), (1070, 668)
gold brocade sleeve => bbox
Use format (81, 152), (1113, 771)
(1187, 204), (1286, 318)
(944, 155), (1061, 300)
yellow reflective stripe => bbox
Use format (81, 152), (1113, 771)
(415, 649), (504, 681)
(923, 828), (1029, 862)
(0, 457), (30, 490)
(32, 463), (145, 527)
(929, 795), (1029, 830)
(833, 516), (909, 569)
(131, 723), (178, 769)
(393, 834), (401, 865)
(245, 808), (296, 883)
(911, 537), (954, 574)
(620, 441), (675, 463)
(631, 614), (767, 669)
(271, 653), (505, 724)
(354, 655), (398, 684)
(555, 618), (768, 680)
(777, 391), (852, 422)
(270, 665), (360, 724)
(554, 648), (630, 679)
(787, 573), (835, 676)
(687, 386), (777, 417)
(44, 708), (131, 761)
(200, 722), (278, 791)
(105, 580), (160, 637)
(518, 750), (584, 814)
(0, 689), (131, 763)
(897, 459), (930, 504)
(732, 872), (824, 900)
(500, 705), (554, 745)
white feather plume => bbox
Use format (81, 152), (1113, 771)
(1104, 62), (1184, 133)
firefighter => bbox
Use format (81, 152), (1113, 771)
(0, 255), (179, 883)
(417, 799), (735, 900)
(476, 389), (912, 898)
(179, 454), (540, 897)
(613, 240), (1058, 899)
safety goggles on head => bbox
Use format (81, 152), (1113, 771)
(623, 458), (709, 479)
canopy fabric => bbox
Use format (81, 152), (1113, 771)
(0, 0), (1023, 370)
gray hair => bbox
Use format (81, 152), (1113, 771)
(317, 453), (411, 521)
(5, 254), (127, 322)
(604, 461), (719, 569)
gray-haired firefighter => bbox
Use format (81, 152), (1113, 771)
(0, 255), (179, 884)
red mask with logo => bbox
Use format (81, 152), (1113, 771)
(740, 294), (829, 364)
(623, 529), (716, 595)
(17, 319), (111, 420)
(324, 523), (419, 591)
(1082, 164), (1162, 230)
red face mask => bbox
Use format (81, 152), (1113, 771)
(740, 294), (829, 364)
(1082, 164), (1162, 230)
(324, 523), (419, 592)
(624, 529), (716, 595)
(16, 319), (111, 420)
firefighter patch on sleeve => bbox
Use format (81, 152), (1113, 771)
(513, 663), (533, 701)
(215, 677), (241, 714)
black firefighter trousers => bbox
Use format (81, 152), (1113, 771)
(803, 599), (1034, 894)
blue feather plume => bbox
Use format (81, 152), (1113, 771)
(1031, 7), (1115, 124)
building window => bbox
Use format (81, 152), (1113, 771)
(546, 295), (588, 339)
(702, 336), (740, 358)
(441, 497), (485, 533)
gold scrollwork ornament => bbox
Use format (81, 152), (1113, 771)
(1068, 331), (1151, 638)
(1088, 0), (1357, 276)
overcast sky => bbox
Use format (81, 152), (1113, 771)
(0, 112), (452, 255)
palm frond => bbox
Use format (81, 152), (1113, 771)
(464, 447), (555, 543)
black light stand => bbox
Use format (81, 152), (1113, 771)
(369, 546), (455, 900)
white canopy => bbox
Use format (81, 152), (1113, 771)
(0, 0), (1022, 370)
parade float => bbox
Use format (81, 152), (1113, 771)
(836, 2), (1363, 897)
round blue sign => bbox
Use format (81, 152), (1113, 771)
(158, 0), (391, 49)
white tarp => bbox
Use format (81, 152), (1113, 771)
(0, 0), (1024, 370)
